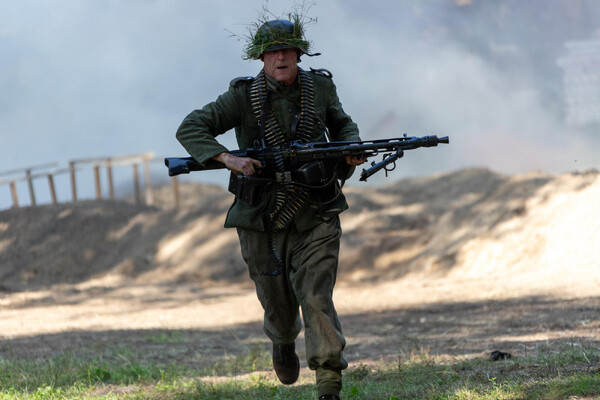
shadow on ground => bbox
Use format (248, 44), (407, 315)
(2, 295), (598, 370)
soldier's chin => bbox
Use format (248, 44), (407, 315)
(274, 70), (294, 84)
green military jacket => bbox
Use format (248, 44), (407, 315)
(176, 68), (360, 232)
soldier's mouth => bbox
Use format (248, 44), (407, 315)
(277, 66), (288, 70)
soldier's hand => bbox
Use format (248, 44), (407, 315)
(345, 155), (367, 166)
(213, 152), (262, 176)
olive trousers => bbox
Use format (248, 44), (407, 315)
(237, 216), (348, 397)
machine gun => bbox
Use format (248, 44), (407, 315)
(165, 134), (449, 182)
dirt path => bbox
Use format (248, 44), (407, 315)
(1, 273), (598, 375)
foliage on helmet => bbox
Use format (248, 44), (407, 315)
(243, 13), (314, 60)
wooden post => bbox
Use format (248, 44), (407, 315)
(9, 181), (19, 208)
(94, 164), (102, 199)
(143, 157), (153, 205)
(106, 159), (115, 200)
(132, 163), (141, 205)
(69, 161), (77, 202)
(26, 169), (36, 206)
(172, 176), (180, 208)
(47, 174), (58, 205)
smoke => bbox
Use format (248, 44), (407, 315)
(307, 0), (600, 183)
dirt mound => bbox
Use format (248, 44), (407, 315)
(0, 183), (245, 291)
(1, 168), (598, 292)
(341, 168), (600, 283)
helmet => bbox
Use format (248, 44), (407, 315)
(244, 18), (315, 60)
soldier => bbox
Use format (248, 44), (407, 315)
(176, 16), (364, 400)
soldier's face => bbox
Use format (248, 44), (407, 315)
(262, 48), (299, 86)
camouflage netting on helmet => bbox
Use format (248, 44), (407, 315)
(244, 14), (313, 60)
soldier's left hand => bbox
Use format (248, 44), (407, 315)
(345, 155), (366, 166)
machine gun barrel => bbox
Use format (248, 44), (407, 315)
(356, 135), (448, 181)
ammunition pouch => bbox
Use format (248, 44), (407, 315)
(294, 160), (334, 186)
(338, 161), (356, 181)
(293, 160), (341, 204)
(228, 172), (267, 206)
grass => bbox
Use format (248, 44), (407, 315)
(0, 341), (599, 399)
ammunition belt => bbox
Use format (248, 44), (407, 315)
(249, 69), (317, 230)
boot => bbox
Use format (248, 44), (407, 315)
(319, 395), (340, 400)
(272, 342), (300, 385)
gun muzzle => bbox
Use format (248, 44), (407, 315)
(437, 136), (450, 144)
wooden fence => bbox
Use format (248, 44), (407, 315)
(0, 153), (180, 209)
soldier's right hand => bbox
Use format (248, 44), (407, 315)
(213, 152), (263, 176)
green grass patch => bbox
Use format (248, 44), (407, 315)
(207, 343), (273, 377)
(144, 330), (186, 344)
(1, 341), (599, 399)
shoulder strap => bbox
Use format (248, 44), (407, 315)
(229, 76), (254, 88)
(309, 68), (333, 78)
